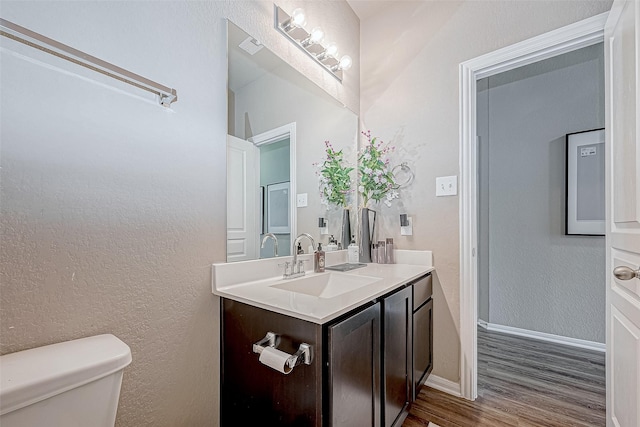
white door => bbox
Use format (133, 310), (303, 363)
(226, 135), (259, 262)
(605, 2), (640, 426)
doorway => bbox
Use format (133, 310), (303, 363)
(458, 12), (608, 400)
(476, 43), (606, 345)
(250, 123), (297, 259)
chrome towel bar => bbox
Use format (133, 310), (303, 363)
(0, 18), (178, 107)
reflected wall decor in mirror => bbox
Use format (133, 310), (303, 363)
(226, 21), (358, 262)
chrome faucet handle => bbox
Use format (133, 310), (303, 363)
(279, 261), (292, 277)
(297, 260), (306, 274)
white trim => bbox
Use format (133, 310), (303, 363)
(477, 319), (488, 329)
(483, 322), (606, 353)
(249, 123), (297, 244)
(424, 375), (462, 398)
(459, 12), (608, 401)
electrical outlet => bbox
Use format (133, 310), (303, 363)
(297, 193), (308, 207)
(436, 176), (457, 196)
(400, 217), (413, 236)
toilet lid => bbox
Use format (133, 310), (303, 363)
(0, 334), (131, 415)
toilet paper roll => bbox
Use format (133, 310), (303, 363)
(258, 347), (293, 374)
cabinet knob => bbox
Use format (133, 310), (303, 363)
(613, 266), (640, 281)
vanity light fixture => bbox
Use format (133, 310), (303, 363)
(302, 27), (324, 47)
(316, 42), (338, 61)
(331, 55), (353, 72)
(275, 4), (351, 82)
(281, 8), (307, 32)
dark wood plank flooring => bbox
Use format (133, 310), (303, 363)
(404, 327), (605, 426)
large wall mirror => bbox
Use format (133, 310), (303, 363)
(226, 21), (358, 262)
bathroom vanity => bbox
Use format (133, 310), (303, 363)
(213, 253), (433, 427)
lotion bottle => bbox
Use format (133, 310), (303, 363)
(326, 235), (338, 252)
(385, 238), (395, 264)
(348, 236), (359, 264)
(315, 243), (325, 272)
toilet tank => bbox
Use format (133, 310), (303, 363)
(0, 334), (132, 427)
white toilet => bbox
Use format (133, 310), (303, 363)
(0, 334), (132, 427)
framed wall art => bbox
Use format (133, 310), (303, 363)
(565, 128), (605, 236)
(266, 182), (290, 234)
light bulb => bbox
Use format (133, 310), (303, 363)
(338, 55), (352, 71)
(317, 42), (338, 61)
(309, 27), (324, 44)
(324, 42), (339, 58)
(302, 27), (324, 47)
(290, 8), (306, 28)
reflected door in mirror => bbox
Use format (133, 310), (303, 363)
(227, 135), (259, 261)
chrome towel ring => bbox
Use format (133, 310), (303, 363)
(391, 162), (414, 189)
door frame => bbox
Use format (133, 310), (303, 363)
(458, 12), (608, 400)
(249, 122), (297, 246)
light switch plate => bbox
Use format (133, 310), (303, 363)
(436, 176), (457, 196)
(297, 193), (308, 207)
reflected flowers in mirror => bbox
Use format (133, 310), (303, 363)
(315, 140), (354, 208)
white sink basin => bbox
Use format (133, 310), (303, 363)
(271, 272), (382, 299)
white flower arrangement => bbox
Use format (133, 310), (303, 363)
(358, 130), (399, 208)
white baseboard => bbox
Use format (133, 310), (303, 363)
(480, 321), (606, 353)
(477, 319), (488, 329)
(425, 374), (462, 398)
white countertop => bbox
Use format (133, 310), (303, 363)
(212, 250), (434, 324)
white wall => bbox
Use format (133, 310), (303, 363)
(359, 0), (612, 383)
(477, 44), (605, 342)
(0, 1), (359, 426)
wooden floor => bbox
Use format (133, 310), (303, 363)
(404, 327), (605, 427)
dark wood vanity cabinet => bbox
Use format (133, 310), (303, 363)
(221, 272), (433, 427)
(382, 286), (413, 427)
(328, 303), (381, 427)
(412, 274), (433, 400)
(221, 299), (324, 427)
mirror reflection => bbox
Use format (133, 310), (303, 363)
(226, 21), (358, 262)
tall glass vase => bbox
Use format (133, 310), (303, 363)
(341, 208), (351, 249)
(359, 208), (376, 263)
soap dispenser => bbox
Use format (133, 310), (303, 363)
(315, 243), (325, 272)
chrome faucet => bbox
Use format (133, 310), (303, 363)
(283, 233), (315, 279)
(261, 233), (279, 257)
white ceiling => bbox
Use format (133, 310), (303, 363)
(346, 0), (395, 21)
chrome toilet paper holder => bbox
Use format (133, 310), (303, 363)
(252, 331), (313, 368)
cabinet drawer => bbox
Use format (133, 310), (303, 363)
(412, 274), (432, 310)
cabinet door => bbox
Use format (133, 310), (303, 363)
(412, 298), (433, 400)
(328, 303), (381, 427)
(222, 299), (323, 427)
(383, 287), (412, 427)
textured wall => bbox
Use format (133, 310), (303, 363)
(0, 1), (358, 426)
(358, 0), (612, 383)
(477, 44), (606, 342)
